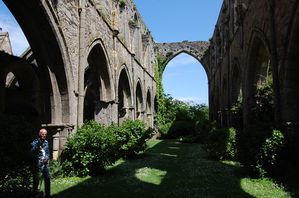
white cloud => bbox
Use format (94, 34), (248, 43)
(0, 13), (29, 56)
(175, 96), (208, 105)
(167, 53), (198, 68)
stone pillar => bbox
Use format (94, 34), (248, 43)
(52, 131), (60, 160)
(146, 113), (153, 128)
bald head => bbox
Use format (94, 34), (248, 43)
(39, 128), (48, 140)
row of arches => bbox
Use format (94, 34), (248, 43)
(83, 39), (153, 125)
(209, 30), (274, 128)
(0, 43), (154, 127)
(0, 0), (156, 158)
(207, 1), (299, 138)
(0, 0), (155, 124)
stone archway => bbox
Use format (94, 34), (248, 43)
(244, 31), (273, 128)
(118, 67), (133, 124)
(135, 80), (143, 120)
(0, 53), (41, 119)
(2, 0), (72, 125)
(231, 59), (242, 105)
(83, 86), (95, 122)
(145, 89), (152, 127)
(84, 42), (114, 124)
(230, 59), (243, 129)
(155, 41), (210, 75)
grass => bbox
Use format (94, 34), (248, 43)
(51, 140), (293, 198)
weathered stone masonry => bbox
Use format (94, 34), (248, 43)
(202, 0), (299, 149)
(0, 0), (159, 158)
(0, 0), (210, 158)
(2, 0), (299, 162)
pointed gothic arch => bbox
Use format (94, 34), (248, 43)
(0, 56), (40, 117)
(162, 52), (209, 105)
(145, 88), (153, 126)
(135, 80), (143, 120)
(117, 66), (133, 124)
(244, 30), (273, 127)
(231, 59), (242, 104)
(84, 41), (114, 124)
(162, 50), (208, 75)
(2, 0), (72, 124)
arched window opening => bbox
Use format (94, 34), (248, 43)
(162, 53), (208, 106)
(231, 64), (242, 103)
(1, 0), (70, 124)
(145, 90), (152, 126)
(245, 36), (274, 129)
(255, 44), (271, 87)
(83, 86), (95, 122)
(3, 66), (41, 118)
(84, 43), (112, 124)
(135, 82), (143, 119)
(118, 69), (132, 124)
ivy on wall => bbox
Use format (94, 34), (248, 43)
(154, 52), (173, 126)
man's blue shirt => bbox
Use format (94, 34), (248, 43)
(30, 138), (50, 160)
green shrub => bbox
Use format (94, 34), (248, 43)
(48, 160), (64, 179)
(206, 127), (237, 160)
(0, 166), (32, 198)
(195, 120), (217, 143)
(175, 104), (193, 121)
(167, 120), (195, 138)
(226, 127), (237, 159)
(158, 122), (172, 138)
(0, 114), (38, 196)
(256, 129), (285, 177)
(61, 121), (121, 176)
(235, 79), (276, 175)
(254, 79), (274, 127)
(237, 124), (273, 172)
(61, 120), (150, 176)
(155, 93), (210, 139)
(119, 0), (126, 9)
(118, 119), (150, 158)
(231, 98), (243, 130)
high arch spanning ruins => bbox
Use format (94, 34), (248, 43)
(1, 0), (299, 163)
(155, 41), (209, 73)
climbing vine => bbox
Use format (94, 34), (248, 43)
(119, 0), (126, 9)
(154, 53), (171, 126)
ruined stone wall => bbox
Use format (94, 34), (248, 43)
(0, 32), (13, 55)
(1, 0), (157, 158)
(42, 0), (157, 127)
(203, 0), (299, 128)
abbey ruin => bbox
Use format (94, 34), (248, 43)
(203, 0), (299, 155)
(1, 0), (299, 162)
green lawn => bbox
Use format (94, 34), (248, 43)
(51, 140), (293, 198)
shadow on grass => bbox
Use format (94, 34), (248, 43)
(53, 140), (253, 198)
(273, 169), (299, 198)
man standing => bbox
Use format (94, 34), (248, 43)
(31, 128), (51, 198)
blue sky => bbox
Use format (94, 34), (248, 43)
(133, 0), (223, 105)
(0, 1), (28, 55)
(0, 0), (223, 105)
